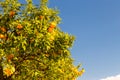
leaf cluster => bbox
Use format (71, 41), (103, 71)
(0, 0), (84, 80)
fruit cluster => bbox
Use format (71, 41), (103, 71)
(48, 22), (57, 32)
(0, 27), (6, 39)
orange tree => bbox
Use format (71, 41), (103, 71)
(0, 0), (84, 80)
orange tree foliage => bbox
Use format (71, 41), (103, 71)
(0, 0), (85, 80)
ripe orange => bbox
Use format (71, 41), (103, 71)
(9, 11), (15, 17)
(17, 24), (23, 29)
(48, 28), (53, 32)
(39, 15), (44, 19)
(0, 34), (5, 39)
(0, 27), (6, 32)
(3, 68), (12, 77)
(7, 54), (14, 62)
(50, 22), (56, 28)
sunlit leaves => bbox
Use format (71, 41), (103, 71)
(0, 0), (84, 79)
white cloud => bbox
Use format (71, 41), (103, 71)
(100, 74), (120, 80)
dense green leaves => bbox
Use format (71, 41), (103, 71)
(0, 0), (84, 80)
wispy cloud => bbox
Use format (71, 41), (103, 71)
(100, 74), (120, 80)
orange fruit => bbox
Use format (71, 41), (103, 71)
(3, 68), (12, 77)
(0, 27), (6, 32)
(9, 11), (15, 17)
(17, 24), (23, 29)
(0, 34), (5, 39)
(39, 15), (44, 19)
(50, 25), (55, 28)
(48, 28), (53, 32)
(50, 22), (56, 28)
(7, 54), (14, 62)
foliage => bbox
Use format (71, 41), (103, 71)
(0, 0), (85, 80)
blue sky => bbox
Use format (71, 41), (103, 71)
(22, 0), (120, 80)
(48, 0), (120, 80)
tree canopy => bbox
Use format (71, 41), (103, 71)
(0, 0), (84, 80)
